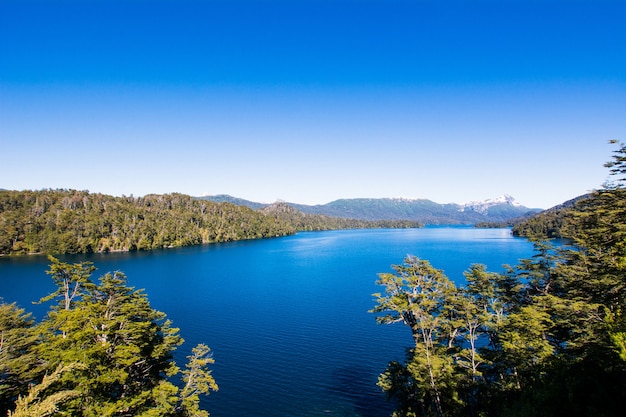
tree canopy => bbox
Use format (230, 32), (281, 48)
(0, 190), (420, 256)
(373, 141), (626, 417)
(1, 258), (217, 417)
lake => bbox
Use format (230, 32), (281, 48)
(0, 227), (536, 417)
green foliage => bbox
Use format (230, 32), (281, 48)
(510, 206), (570, 238)
(604, 140), (626, 188)
(37, 270), (184, 415)
(607, 313), (626, 362)
(0, 190), (292, 255)
(372, 257), (468, 417)
(474, 221), (511, 228)
(513, 141), (626, 240)
(7, 363), (83, 417)
(0, 190), (420, 256)
(1, 258), (217, 417)
(177, 344), (218, 417)
(374, 248), (626, 416)
(510, 194), (592, 239)
(0, 302), (40, 412)
(261, 202), (421, 231)
(374, 142), (626, 417)
(38, 256), (96, 311)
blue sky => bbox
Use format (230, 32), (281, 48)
(1, 0), (624, 209)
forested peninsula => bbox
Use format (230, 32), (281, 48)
(0, 190), (420, 256)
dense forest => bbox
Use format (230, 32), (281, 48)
(0, 190), (420, 256)
(372, 141), (626, 416)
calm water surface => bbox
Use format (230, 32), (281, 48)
(0, 227), (536, 417)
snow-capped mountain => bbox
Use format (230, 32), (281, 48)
(461, 194), (522, 215)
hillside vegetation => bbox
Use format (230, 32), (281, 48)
(261, 202), (420, 231)
(511, 194), (591, 239)
(0, 190), (420, 256)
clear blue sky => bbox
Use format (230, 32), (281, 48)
(1, 0), (624, 209)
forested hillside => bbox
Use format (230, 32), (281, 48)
(0, 190), (420, 256)
(373, 141), (626, 417)
(261, 202), (420, 231)
(510, 194), (591, 238)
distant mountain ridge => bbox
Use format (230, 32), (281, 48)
(197, 194), (541, 224)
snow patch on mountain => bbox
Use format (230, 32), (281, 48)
(460, 194), (522, 214)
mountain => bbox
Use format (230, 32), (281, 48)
(196, 195), (541, 225)
(199, 194), (266, 210)
(461, 194), (521, 214)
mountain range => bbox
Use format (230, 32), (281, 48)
(197, 194), (541, 225)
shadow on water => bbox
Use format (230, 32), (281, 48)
(329, 365), (397, 417)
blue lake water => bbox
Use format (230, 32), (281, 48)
(0, 227), (536, 417)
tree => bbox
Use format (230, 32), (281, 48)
(38, 256), (96, 311)
(36, 270), (182, 416)
(372, 256), (461, 417)
(18, 258), (219, 417)
(177, 344), (219, 417)
(0, 302), (40, 413)
(374, 142), (626, 417)
(604, 140), (626, 188)
(7, 364), (83, 417)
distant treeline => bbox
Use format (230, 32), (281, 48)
(0, 189), (421, 256)
(260, 201), (421, 232)
(474, 220), (514, 229)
